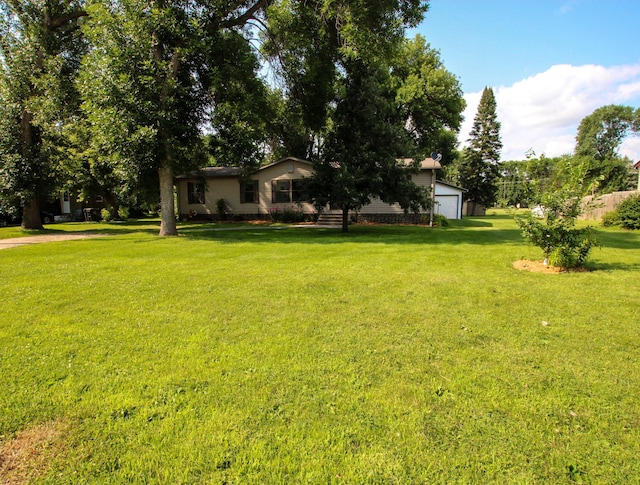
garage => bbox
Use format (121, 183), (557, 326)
(434, 181), (465, 219)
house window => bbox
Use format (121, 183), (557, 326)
(240, 180), (259, 203)
(291, 179), (303, 202)
(188, 182), (205, 204)
(272, 179), (304, 203)
(272, 180), (291, 203)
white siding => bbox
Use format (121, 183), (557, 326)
(359, 170), (435, 214)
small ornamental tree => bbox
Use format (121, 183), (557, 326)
(514, 189), (598, 268)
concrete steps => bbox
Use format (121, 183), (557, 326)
(316, 212), (343, 226)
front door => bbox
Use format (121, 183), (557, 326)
(62, 192), (71, 214)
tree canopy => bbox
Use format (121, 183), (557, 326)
(0, 0), (472, 234)
(0, 0), (87, 229)
(575, 104), (638, 161)
(265, 4), (464, 232)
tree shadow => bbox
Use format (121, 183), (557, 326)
(176, 222), (525, 247)
(588, 261), (640, 272)
(595, 230), (640, 250)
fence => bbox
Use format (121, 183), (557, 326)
(580, 190), (639, 220)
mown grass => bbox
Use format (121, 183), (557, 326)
(1, 213), (639, 483)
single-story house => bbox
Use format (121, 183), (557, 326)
(58, 191), (108, 221)
(176, 156), (465, 222)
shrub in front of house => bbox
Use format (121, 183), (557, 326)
(433, 214), (449, 227)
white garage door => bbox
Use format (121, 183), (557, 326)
(434, 195), (460, 219)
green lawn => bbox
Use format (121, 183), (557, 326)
(1, 213), (639, 483)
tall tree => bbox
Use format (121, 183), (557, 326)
(572, 104), (639, 194)
(468, 86), (502, 164)
(265, 3), (465, 232)
(306, 59), (431, 232)
(79, 0), (271, 236)
(575, 104), (637, 161)
(392, 35), (465, 163)
(458, 86), (502, 212)
(0, 0), (87, 229)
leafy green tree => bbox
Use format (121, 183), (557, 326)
(572, 105), (639, 194)
(306, 59), (431, 232)
(456, 87), (502, 212)
(265, 2), (464, 232)
(0, 0), (87, 229)
(497, 160), (530, 207)
(79, 0), (271, 236)
(392, 35), (466, 162)
(575, 105), (637, 161)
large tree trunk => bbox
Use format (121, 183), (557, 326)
(19, 104), (44, 230)
(21, 198), (43, 230)
(341, 207), (349, 233)
(158, 165), (177, 236)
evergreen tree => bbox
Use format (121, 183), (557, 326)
(458, 87), (502, 212)
(468, 87), (502, 163)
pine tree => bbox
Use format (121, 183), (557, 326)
(459, 87), (502, 212)
(468, 87), (502, 163)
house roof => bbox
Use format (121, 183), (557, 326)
(176, 166), (242, 179)
(634, 160), (640, 169)
(419, 157), (442, 170)
(260, 156), (313, 171)
(178, 156), (440, 179)
(177, 157), (313, 179)
(436, 180), (467, 192)
(398, 157), (442, 170)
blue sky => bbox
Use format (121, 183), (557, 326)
(410, 0), (640, 161)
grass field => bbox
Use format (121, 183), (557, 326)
(1, 212), (639, 483)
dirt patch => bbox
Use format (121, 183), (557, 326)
(513, 260), (588, 273)
(0, 420), (69, 484)
(0, 233), (105, 250)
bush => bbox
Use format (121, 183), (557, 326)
(616, 194), (640, 230)
(216, 199), (226, 220)
(101, 208), (114, 222)
(419, 213), (449, 226)
(601, 210), (620, 227)
(118, 206), (130, 220)
(514, 189), (597, 268)
(433, 213), (449, 227)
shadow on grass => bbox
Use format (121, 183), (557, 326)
(588, 261), (640, 272)
(176, 223), (526, 247)
(23, 215), (637, 253)
(595, 229), (640, 250)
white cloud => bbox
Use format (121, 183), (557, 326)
(460, 64), (640, 161)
